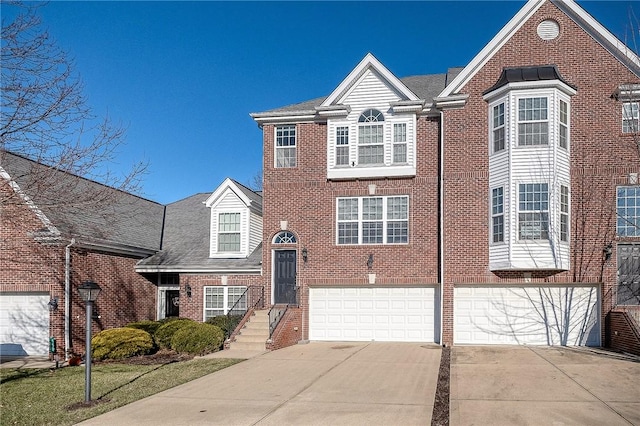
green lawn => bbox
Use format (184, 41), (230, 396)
(0, 358), (242, 425)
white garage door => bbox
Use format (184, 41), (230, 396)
(309, 287), (436, 342)
(0, 293), (50, 356)
(454, 285), (600, 346)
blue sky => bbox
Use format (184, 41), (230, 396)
(3, 1), (639, 204)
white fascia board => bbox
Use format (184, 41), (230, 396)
(554, 0), (640, 76)
(391, 101), (425, 113)
(250, 113), (318, 126)
(322, 53), (420, 107)
(205, 178), (252, 208)
(316, 105), (351, 117)
(327, 165), (416, 180)
(482, 80), (578, 101)
(434, 94), (470, 109)
(134, 265), (262, 274)
(0, 165), (61, 238)
(438, 0), (546, 98)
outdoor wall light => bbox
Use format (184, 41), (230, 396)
(367, 254), (374, 269)
(603, 243), (613, 261)
(48, 297), (59, 311)
(301, 247), (308, 263)
(185, 284), (192, 298)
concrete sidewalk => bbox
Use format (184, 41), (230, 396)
(0, 356), (58, 369)
(79, 342), (441, 426)
(450, 346), (640, 426)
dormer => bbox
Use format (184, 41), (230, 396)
(204, 178), (262, 259)
(321, 53), (425, 180)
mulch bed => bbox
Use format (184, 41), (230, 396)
(94, 349), (194, 366)
(431, 346), (450, 426)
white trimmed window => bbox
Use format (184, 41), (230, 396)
(275, 125), (296, 167)
(335, 126), (349, 166)
(623, 102), (639, 133)
(518, 97), (549, 146)
(559, 100), (568, 149)
(358, 109), (385, 165)
(393, 123), (407, 163)
(491, 187), (504, 243)
(617, 186), (640, 236)
(518, 183), (549, 240)
(560, 185), (569, 242)
(218, 212), (241, 252)
(204, 286), (247, 320)
(492, 103), (506, 153)
(337, 195), (408, 245)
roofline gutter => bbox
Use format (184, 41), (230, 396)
(135, 266), (262, 274)
(73, 240), (158, 258)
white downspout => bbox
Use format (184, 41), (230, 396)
(439, 111), (445, 346)
(64, 238), (75, 360)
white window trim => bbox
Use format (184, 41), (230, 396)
(516, 96), (549, 146)
(617, 186), (640, 237)
(217, 212), (241, 253)
(622, 102), (640, 134)
(490, 186), (505, 244)
(559, 100), (569, 150)
(203, 286), (248, 320)
(274, 125), (297, 168)
(210, 209), (246, 258)
(336, 195), (409, 245)
(490, 101), (506, 154)
(517, 182), (550, 241)
(560, 184), (570, 243)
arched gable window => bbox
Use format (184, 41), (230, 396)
(273, 231), (297, 244)
(358, 109), (384, 164)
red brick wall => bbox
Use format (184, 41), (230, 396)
(262, 117), (441, 341)
(441, 2), (640, 345)
(267, 307), (302, 350)
(607, 310), (640, 356)
(179, 274), (263, 322)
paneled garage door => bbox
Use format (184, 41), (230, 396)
(0, 293), (50, 356)
(454, 285), (600, 346)
(309, 287), (437, 342)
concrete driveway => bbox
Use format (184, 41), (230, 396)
(79, 342), (441, 426)
(450, 346), (640, 426)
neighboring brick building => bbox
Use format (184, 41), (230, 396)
(0, 151), (164, 359)
(251, 0), (640, 350)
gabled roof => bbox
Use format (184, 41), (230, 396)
(136, 191), (262, 273)
(321, 53), (420, 107)
(205, 178), (262, 214)
(438, 0), (640, 99)
(1, 151), (164, 255)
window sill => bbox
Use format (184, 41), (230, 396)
(328, 165), (416, 180)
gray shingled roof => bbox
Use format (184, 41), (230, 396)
(1, 151), (164, 253)
(253, 69), (463, 116)
(137, 190), (262, 272)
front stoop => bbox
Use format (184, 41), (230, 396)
(228, 309), (269, 352)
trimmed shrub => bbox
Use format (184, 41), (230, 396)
(154, 318), (195, 349)
(171, 323), (224, 355)
(91, 328), (155, 360)
(125, 320), (161, 336)
(205, 314), (243, 338)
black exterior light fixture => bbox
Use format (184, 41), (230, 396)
(367, 254), (374, 269)
(184, 284), (192, 298)
(78, 280), (101, 403)
(603, 243), (613, 261)
(48, 297), (58, 311)
(301, 247), (308, 263)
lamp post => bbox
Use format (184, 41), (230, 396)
(78, 280), (101, 403)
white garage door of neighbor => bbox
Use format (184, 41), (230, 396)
(309, 287), (436, 342)
(0, 293), (50, 356)
(454, 286), (600, 346)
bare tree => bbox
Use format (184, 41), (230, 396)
(248, 170), (263, 192)
(1, 2), (146, 196)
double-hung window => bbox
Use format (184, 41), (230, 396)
(218, 212), (241, 252)
(623, 102), (639, 133)
(518, 183), (549, 240)
(204, 286), (247, 320)
(358, 109), (384, 165)
(335, 126), (350, 166)
(518, 97), (548, 146)
(559, 100), (568, 149)
(560, 185), (569, 242)
(617, 186), (640, 236)
(491, 187), (504, 243)
(393, 123), (407, 163)
(275, 125), (296, 167)
(337, 195), (409, 245)
(492, 103), (506, 153)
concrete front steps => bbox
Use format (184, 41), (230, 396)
(228, 309), (269, 352)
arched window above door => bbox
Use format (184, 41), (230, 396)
(273, 231), (297, 244)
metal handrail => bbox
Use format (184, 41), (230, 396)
(268, 304), (289, 338)
(225, 285), (264, 339)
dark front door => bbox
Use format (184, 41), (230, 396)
(274, 250), (297, 305)
(165, 290), (180, 318)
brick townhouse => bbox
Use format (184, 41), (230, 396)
(251, 0), (640, 351)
